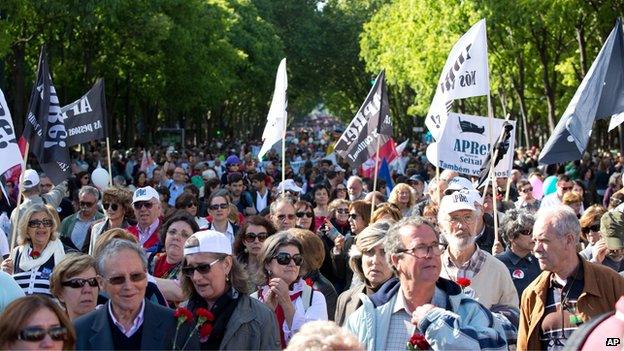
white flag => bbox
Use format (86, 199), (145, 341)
(425, 19), (490, 140)
(258, 58), (288, 160)
(0, 88), (23, 176)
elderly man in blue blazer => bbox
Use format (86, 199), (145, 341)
(74, 239), (197, 350)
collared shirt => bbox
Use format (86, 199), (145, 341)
(208, 221), (235, 244)
(108, 299), (145, 338)
(167, 181), (186, 206)
(442, 246), (487, 280)
(137, 218), (160, 246)
(496, 249), (542, 299)
(255, 190), (269, 213)
(385, 286), (448, 351)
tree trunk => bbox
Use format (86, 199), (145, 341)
(11, 43), (26, 134)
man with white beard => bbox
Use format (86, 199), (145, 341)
(437, 189), (519, 338)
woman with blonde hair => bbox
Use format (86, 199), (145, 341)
(388, 183), (416, 217)
(1, 204), (68, 296)
(371, 203), (402, 223)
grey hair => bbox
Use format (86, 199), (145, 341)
(349, 221), (391, 285)
(535, 206), (580, 241)
(269, 195), (295, 215)
(79, 185), (100, 199)
(95, 239), (147, 277)
(384, 216), (438, 268)
(347, 175), (363, 186)
(500, 209), (535, 246)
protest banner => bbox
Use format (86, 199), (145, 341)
(426, 112), (515, 177)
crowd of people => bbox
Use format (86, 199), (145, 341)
(1, 127), (624, 350)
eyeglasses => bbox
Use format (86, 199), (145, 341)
(581, 224), (601, 234)
(560, 186), (573, 191)
(181, 258), (221, 277)
(397, 243), (444, 258)
(245, 232), (268, 243)
(28, 219), (53, 228)
(348, 213), (359, 220)
(133, 201), (154, 210)
(273, 252), (303, 266)
(517, 229), (533, 236)
(336, 208), (349, 214)
(18, 326), (68, 342)
(521, 187), (533, 193)
(336, 187), (347, 192)
(102, 202), (119, 211)
(209, 203), (229, 211)
(79, 201), (95, 208)
(296, 211), (314, 218)
(277, 214), (296, 221)
(105, 272), (147, 285)
(447, 214), (476, 224)
(167, 229), (192, 239)
(61, 277), (99, 288)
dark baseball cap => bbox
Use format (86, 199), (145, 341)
(600, 211), (624, 250)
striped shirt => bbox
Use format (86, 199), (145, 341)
(12, 252), (55, 296)
(441, 245), (487, 280)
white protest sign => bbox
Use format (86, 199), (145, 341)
(426, 113), (515, 177)
(425, 19), (490, 141)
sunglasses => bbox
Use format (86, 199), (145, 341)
(181, 258), (221, 277)
(277, 214), (296, 221)
(245, 232), (268, 243)
(102, 202), (119, 211)
(79, 201), (95, 208)
(517, 229), (532, 236)
(209, 203), (229, 211)
(133, 201), (154, 210)
(560, 186), (573, 191)
(18, 326), (68, 342)
(336, 187), (347, 192)
(348, 213), (359, 220)
(336, 208), (349, 214)
(28, 219), (53, 228)
(105, 272), (147, 285)
(185, 202), (198, 209)
(61, 277), (99, 288)
(273, 252), (303, 266)
(581, 224), (600, 234)
(296, 211), (314, 218)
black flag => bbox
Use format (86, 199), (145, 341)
(334, 70), (392, 168)
(63, 78), (107, 146)
(22, 46), (71, 184)
(476, 122), (514, 189)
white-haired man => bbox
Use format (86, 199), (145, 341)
(437, 190), (519, 334)
(517, 206), (624, 350)
(347, 176), (366, 201)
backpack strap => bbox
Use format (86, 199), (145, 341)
(301, 283), (313, 311)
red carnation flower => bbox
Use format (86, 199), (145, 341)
(174, 307), (193, 324)
(30, 250), (41, 259)
(407, 332), (430, 350)
(199, 323), (213, 339)
(305, 277), (314, 287)
(456, 277), (471, 288)
(195, 308), (214, 323)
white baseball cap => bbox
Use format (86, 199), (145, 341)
(444, 176), (474, 195)
(132, 186), (159, 204)
(439, 189), (477, 216)
(22, 169), (40, 189)
(184, 230), (232, 256)
(277, 179), (302, 194)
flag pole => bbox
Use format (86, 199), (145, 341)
(370, 135), (382, 220)
(486, 93), (500, 252)
(281, 128), (286, 197)
(11, 142), (30, 251)
(106, 137), (113, 186)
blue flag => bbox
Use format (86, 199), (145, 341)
(378, 158), (394, 195)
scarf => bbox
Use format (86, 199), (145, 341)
(16, 239), (65, 272)
(187, 287), (240, 350)
(258, 279), (305, 348)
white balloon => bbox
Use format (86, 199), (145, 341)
(91, 168), (110, 191)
